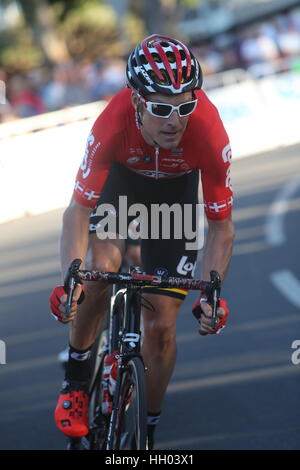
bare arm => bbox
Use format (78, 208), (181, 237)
(201, 216), (235, 283)
(60, 198), (94, 280)
(198, 216), (235, 335)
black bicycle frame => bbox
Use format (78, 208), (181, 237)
(106, 284), (144, 450)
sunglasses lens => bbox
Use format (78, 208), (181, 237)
(151, 103), (172, 117)
(179, 101), (197, 116)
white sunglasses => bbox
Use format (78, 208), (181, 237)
(139, 94), (198, 118)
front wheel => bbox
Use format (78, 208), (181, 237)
(110, 356), (147, 450)
(87, 330), (109, 450)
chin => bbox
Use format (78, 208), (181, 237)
(159, 137), (181, 150)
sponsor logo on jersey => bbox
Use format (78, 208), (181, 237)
(81, 132), (101, 179)
(227, 196), (233, 207)
(127, 156), (140, 164)
(161, 162), (179, 168)
(226, 167), (233, 191)
(162, 158), (185, 163)
(222, 143), (232, 163)
(177, 256), (196, 276)
(129, 147), (144, 155)
(170, 147), (183, 157)
(133, 169), (187, 179)
(180, 163), (190, 171)
(154, 267), (169, 278)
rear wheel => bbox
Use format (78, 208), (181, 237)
(111, 356), (147, 450)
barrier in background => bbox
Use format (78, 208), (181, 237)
(0, 72), (299, 223)
(0, 102), (106, 223)
(207, 71), (300, 157)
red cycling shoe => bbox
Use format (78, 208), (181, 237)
(54, 380), (89, 438)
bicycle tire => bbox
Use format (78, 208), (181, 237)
(110, 356), (147, 450)
(87, 330), (109, 450)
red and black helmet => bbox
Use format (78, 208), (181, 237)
(126, 34), (203, 95)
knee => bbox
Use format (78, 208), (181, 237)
(143, 320), (176, 354)
(142, 295), (182, 353)
(85, 254), (121, 274)
(83, 256), (121, 299)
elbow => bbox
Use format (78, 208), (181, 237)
(63, 198), (93, 223)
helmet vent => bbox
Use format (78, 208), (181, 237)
(152, 53), (162, 63)
(166, 51), (176, 63)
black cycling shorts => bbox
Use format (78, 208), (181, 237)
(89, 162), (200, 300)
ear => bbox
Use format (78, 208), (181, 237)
(131, 91), (139, 110)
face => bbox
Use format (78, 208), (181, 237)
(131, 91), (193, 150)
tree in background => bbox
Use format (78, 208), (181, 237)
(17, 0), (70, 64)
(136, 0), (199, 37)
(0, 0), (200, 73)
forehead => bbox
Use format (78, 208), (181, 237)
(146, 91), (193, 104)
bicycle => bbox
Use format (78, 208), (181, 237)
(63, 258), (221, 450)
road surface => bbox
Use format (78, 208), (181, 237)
(0, 143), (300, 450)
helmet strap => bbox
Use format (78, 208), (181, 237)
(136, 97), (143, 128)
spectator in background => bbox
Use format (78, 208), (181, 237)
(278, 23), (300, 57)
(1, 7), (300, 121)
(8, 75), (46, 119)
(239, 29), (266, 67)
(42, 62), (90, 112)
(90, 58), (126, 101)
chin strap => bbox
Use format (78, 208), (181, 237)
(135, 95), (143, 129)
(135, 95), (160, 149)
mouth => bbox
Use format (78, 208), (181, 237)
(161, 130), (180, 137)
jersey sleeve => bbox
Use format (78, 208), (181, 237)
(72, 100), (123, 208)
(200, 118), (233, 221)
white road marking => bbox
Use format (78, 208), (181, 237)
(265, 175), (300, 246)
(265, 175), (300, 308)
(270, 270), (300, 309)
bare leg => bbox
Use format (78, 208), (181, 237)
(69, 235), (125, 349)
(142, 294), (182, 413)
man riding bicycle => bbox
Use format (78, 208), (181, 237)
(50, 34), (235, 449)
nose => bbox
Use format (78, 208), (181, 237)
(167, 109), (181, 126)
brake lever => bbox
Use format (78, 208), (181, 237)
(64, 258), (82, 317)
(208, 270), (221, 329)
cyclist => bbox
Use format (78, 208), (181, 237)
(50, 34), (235, 448)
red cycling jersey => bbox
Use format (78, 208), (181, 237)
(73, 88), (233, 220)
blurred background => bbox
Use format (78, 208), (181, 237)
(0, 0), (299, 120)
(0, 0), (300, 451)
